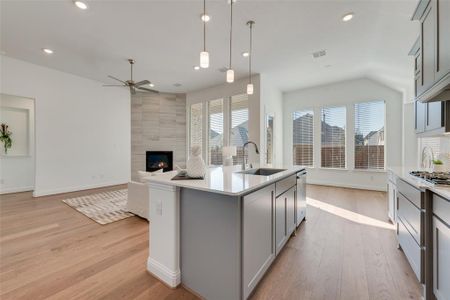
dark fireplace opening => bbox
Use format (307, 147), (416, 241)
(146, 151), (173, 172)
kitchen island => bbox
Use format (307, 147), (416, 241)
(144, 165), (306, 300)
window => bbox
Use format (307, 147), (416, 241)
(208, 99), (224, 165)
(321, 106), (346, 168)
(292, 110), (314, 166)
(190, 103), (203, 156)
(354, 101), (385, 170)
(230, 94), (249, 165)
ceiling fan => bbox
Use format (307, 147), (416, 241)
(104, 59), (158, 95)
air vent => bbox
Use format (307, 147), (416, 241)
(173, 83), (182, 87)
(312, 50), (326, 59)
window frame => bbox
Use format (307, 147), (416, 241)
(353, 100), (386, 171)
(292, 109), (315, 167)
(320, 105), (347, 170)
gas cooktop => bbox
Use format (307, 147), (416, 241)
(409, 171), (450, 185)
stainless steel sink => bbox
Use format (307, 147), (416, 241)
(237, 168), (287, 176)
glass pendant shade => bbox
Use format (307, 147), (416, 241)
(200, 51), (209, 68)
(226, 69), (234, 83)
(247, 83), (254, 95)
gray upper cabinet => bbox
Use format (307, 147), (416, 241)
(420, 4), (436, 95)
(415, 99), (449, 135)
(426, 101), (444, 131)
(243, 184), (275, 300)
(415, 100), (426, 133)
(435, 0), (450, 82)
(411, 0), (450, 102)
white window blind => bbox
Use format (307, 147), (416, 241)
(230, 94), (249, 165)
(209, 99), (224, 165)
(321, 106), (346, 168)
(190, 103), (203, 156)
(292, 110), (314, 166)
(354, 101), (385, 170)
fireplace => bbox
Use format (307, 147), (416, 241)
(146, 151), (173, 172)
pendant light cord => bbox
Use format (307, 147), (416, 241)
(249, 22), (252, 84)
(229, 0), (233, 69)
(203, 0), (206, 51)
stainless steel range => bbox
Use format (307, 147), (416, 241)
(409, 171), (450, 185)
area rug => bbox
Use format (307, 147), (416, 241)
(62, 189), (133, 225)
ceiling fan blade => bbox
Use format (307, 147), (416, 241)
(134, 80), (150, 87)
(130, 86), (136, 95)
(108, 75), (126, 84)
(103, 84), (125, 87)
(136, 86), (159, 93)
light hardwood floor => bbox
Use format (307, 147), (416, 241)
(0, 185), (422, 300)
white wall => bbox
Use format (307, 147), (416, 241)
(186, 75), (261, 165)
(260, 74), (283, 167)
(0, 56), (130, 197)
(283, 78), (403, 191)
(0, 94), (35, 193)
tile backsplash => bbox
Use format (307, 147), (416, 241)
(419, 135), (450, 169)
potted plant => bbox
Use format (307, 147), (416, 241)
(432, 159), (445, 173)
(0, 123), (12, 155)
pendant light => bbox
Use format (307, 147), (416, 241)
(246, 20), (255, 95)
(200, 0), (209, 68)
(226, 0), (234, 83)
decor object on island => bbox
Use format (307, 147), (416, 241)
(0, 123), (12, 154)
(246, 20), (255, 95)
(187, 145), (206, 178)
(62, 189), (133, 225)
(223, 145), (237, 166)
(104, 59), (159, 95)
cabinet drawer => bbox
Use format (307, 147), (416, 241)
(398, 218), (422, 282)
(433, 193), (450, 226)
(398, 193), (422, 245)
(397, 179), (423, 208)
(276, 175), (296, 197)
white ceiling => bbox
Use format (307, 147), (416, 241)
(1, 0), (419, 95)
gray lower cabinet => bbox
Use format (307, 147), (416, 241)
(432, 215), (450, 300)
(286, 187), (296, 236)
(243, 184), (275, 300)
(275, 192), (287, 255)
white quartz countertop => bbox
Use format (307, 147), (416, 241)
(388, 166), (450, 200)
(144, 165), (306, 196)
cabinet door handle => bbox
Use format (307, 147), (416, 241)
(436, 227), (439, 290)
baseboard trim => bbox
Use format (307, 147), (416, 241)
(307, 180), (387, 192)
(32, 181), (127, 197)
(147, 257), (181, 288)
(0, 186), (34, 194)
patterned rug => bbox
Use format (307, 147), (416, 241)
(62, 189), (133, 225)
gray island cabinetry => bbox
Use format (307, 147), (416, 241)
(145, 166), (305, 300)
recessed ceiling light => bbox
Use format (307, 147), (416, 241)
(193, 66), (200, 70)
(42, 48), (54, 54)
(74, 1), (88, 10)
(242, 52), (249, 57)
(342, 12), (354, 22)
(201, 14), (210, 22)
(149, 83), (155, 87)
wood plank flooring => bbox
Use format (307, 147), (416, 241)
(0, 184), (422, 300)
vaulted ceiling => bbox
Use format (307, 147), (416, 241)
(1, 0), (419, 95)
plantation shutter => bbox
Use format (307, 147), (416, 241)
(321, 106), (346, 168)
(292, 110), (314, 166)
(231, 94), (249, 165)
(354, 101), (385, 170)
(208, 99), (224, 165)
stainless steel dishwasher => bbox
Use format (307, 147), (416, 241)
(296, 170), (307, 226)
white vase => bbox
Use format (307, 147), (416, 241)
(187, 146), (206, 178)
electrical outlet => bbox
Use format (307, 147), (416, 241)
(0, 179), (4, 185)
